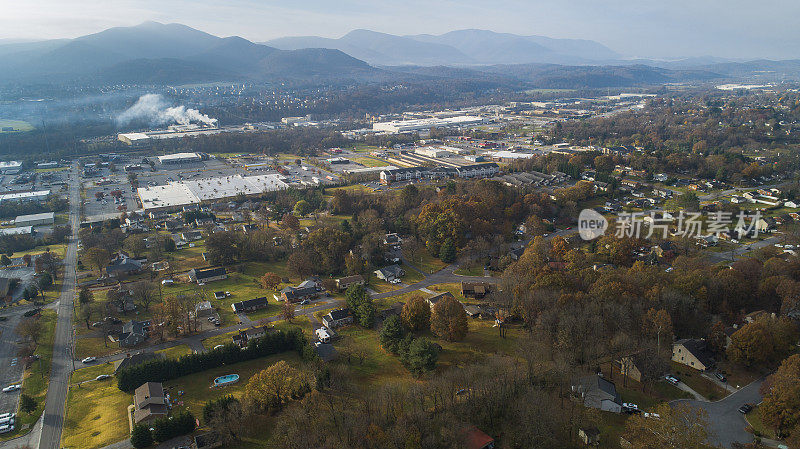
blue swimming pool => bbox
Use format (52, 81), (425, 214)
(213, 374), (240, 387)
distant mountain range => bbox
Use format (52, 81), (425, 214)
(0, 22), (798, 88)
(264, 29), (620, 66)
(0, 22), (376, 85)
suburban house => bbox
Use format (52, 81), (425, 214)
(106, 252), (143, 277)
(116, 320), (150, 347)
(672, 338), (715, 371)
(616, 353), (648, 383)
(133, 382), (168, 424)
(232, 326), (271, 347)
(461, 281), (491, 299)
(464, 304), (497, 319)
(322, 308), (353, 329)
(426, 291), (456, 310)
(281, 280), (320, 303)
(231, 297), (269, 314)
(384, 233), (402, 246)
(193, 301), (215, 318)
(572, 375), (622, 413)
(114, 352), (161, 374)
(335, 274), (365, 291)
(181, 230), (203, 242)
(374, 264), (405, 282)
(509, 247), (525, 261)
(462, 426), (495, 449)
(188, 267), (227, 284)
(745, 310), (776, 323)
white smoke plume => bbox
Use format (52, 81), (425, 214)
(116, 94), (217, 127)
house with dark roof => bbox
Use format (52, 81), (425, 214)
(181, 230), (203, 242)
(322, 308), (353, 328)
(232, 326), (271, 347)
(188, 267), (227, 284)
(509, 247), (525, 261)
(461, 281), (490, 299)
(106, 252), (143, 277)
(114, 352), (161, 374)
(280, 282), (319, 303)
(572, 375), (622, 413)
(374, 264), (404, 282)
(335, 274), (364, 291)
(231, 297), (269, 314)
(133, 382), (168, 424)
(117, 320), (150, 347)
(426, 291), (455, 309)
(672, 338), (715, 371)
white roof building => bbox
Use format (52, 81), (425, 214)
(0, 161), (23, 174)
(373, 116), (485, 133)
(137, 174), (288, 212)
(157, 152), (203, 164)
(14, 212), (55, 227)
(0, 190), (50, 203)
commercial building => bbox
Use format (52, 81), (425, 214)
(372, 116), (485, 133)
(414, 147), (451, 158)
(118, 133), (151, 146)
(137, 174), (288, 212)
(0, 226), (34, 236)
(0, 190), (50, 204)
(0, 161), (23, 174)
(379, 163), (499, 185)
(157, 152), (203, 164)
(14, 212), (55, 227)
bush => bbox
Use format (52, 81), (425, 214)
(151, 411), (196, 442)
(19, 393), (36, 413)
(130, 424), (153, 449)
(203, 395), (239, 424)
(117, 328), (307, 391)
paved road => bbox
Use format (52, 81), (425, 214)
(38, 165), (80, 449)
(706, 236), (781, 264)
(673, 378), (764, 448)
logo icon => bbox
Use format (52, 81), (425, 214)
(578, 209), (608, 240)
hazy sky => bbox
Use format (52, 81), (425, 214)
(1, 0), (798, 59)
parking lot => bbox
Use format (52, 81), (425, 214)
(83, 154), (342, 221)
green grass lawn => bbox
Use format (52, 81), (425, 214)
(163, 352), (303, 419)
(1, 310), (58, 440)
(453, 265), (484, 276)
(352, 157), (389, 168)
(156, 344), (193, 359)
(745, 406), (776, 439)
(202, 330), (240, 349)
(406, 251), (448, 274)
(9, 243), (67, 260)
(333, 326), (410, 386)
(61, 378), (132, 449)
(70, 362), (115, 385)
(671, 363), (726, 401)
(75, 333), (119, 359)
(0, 119), (34, 132)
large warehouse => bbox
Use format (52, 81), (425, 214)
(137, 174), (288, 212)
(157, 152), (204, 164)
(14, 212), (55, 227)
(372, 116), (486, 133)
(0, 190), (50, 204)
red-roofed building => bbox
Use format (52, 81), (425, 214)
(463, 426), (495, 449)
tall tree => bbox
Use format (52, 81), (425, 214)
(430, 295), (468, 342)
(401, 295), (431, 332)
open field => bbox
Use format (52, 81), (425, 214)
(0, 119), (34, 133)
(61, 378), (132, 449)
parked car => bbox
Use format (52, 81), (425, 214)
(299, 299), (310, 305)
(161, 279), (174, 286)
(0, 413), (15, 421)
(643, 412), (661, 419)
(738, 404), (753, 414)
(0, 423), (14, 434)
(214, 345), (225, 350)
(664, 375), (680, 386)
(95, 375), (111, 381)
(82, 357), (96, 364)
(714, 373), (727, 382)
(2, 384), (20, 393)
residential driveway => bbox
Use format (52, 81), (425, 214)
(672, 378), (764, 448)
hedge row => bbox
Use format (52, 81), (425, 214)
(117, 328), (307, 391)
(131, 411), (196, 448)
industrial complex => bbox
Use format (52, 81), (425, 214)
(136, 174), (288, 212)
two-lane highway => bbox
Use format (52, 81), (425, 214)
(38, 165), (80, 449)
